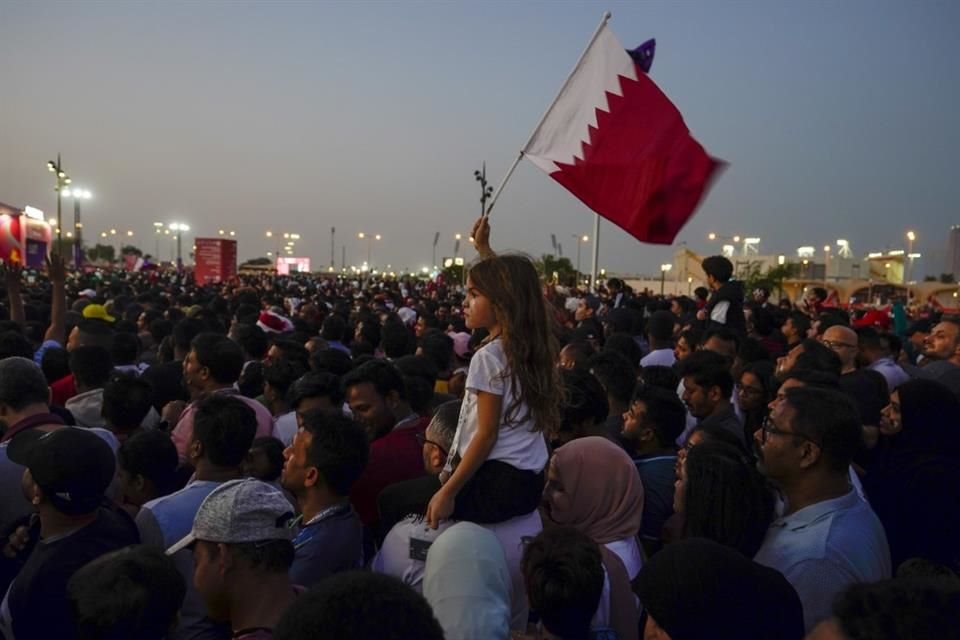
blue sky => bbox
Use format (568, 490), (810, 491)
(1, 1), (958, 276)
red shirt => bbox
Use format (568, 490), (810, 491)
(349, 415), (429, 526)
(50, 374), (77, 408)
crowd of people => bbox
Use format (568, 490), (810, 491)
(0, 216), (957, 640)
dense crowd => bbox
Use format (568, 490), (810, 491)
(0, 217), (957, 640)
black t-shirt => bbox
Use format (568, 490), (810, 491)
(142, 360), (188, 413)
(4, 507), (140, 640)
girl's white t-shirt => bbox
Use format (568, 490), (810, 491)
(447, 338), (548, 473)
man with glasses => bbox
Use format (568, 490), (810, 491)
(753, 386), (891, 633)
(820, 325), (859, 375)
(821, 325), (889, 449)
(376, 400), (458, 540)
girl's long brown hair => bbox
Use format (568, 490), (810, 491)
(467, 254), (562, 433)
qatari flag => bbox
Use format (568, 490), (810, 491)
(523, 23), (723, 245)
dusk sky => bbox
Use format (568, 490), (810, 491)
(1, 1), (958, 276)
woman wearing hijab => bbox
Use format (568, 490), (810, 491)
(866, 378), (960, 572)
(423, 522), (512, 640)
(542, 436), (642, 640)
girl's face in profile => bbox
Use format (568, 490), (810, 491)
(463, 277), (496, 331)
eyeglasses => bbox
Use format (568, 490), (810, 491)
(821, 339), (856, 350)
(414, 432), (448, 457)
(761, 416), (821, 447)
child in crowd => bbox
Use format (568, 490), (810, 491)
(426, 217), (561, 528)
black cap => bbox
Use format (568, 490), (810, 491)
(8, 427), (115, 515)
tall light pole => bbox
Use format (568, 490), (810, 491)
(358, 232), (380, 267)
(823, 245), (831, 284)
(432, 231), (440, 269)
(660, 263), (672, 295)
(46, 156), (72, 257)
(331, 227), (336, 270)
(573, 234), (589, 277)
(153, 222), (164, 260)
(169, 222), (190, 270)
(62, 188), (91, 267)
(906, 231), (916, 284)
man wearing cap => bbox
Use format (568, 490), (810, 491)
(168, 479), (300, 640)
(137, 394), (258, 640)
(167, 333), (274, 463)
(47, 318), (116, 407)
(0, 426), (139, 640)
(0, 356), (70, 524)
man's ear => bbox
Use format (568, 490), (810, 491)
(385, 389), (402, 411)
(189, 439), (203, 463)
(304, 466), (320, 490)
(797, 440), (823, 471)
(31, 483), (44, 506)
(708, 386), (724, 404)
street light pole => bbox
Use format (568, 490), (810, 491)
(62, 188), (91, 268)
(906, 231), (916, 284)
(47, 155), (72, 257)
(660, 264), (672, 295)
(169, 223), (190, 271)
(153, 222), (164, 261)
(573, 234), (589, 277)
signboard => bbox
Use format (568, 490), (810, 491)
(194, 238), (238, 284)
(276, 257), (311, 275)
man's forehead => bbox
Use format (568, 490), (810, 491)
(933, 322), (959, 336)
(347, 382), (381, 402)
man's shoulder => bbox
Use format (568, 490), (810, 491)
(142, 481), (219, 515)
(759, 494), (884, 566)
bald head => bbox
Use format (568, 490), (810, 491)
(822, 325), (859, 371)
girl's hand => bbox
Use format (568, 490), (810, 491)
(425, 487), (455, 529)
(471, 217), (494, 258)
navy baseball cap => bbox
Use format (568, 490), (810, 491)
(8, 427), (115, 515)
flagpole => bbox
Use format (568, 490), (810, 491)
(484, 11), (613, 218)
(590, 213), (600, 292)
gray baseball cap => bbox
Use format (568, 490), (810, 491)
(166, 478), (295, 555)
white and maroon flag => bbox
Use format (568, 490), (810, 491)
(522, 22), (723, 245)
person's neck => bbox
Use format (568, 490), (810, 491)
(486, 323), (502, 341)
(391, 405), (416, 428)
(841, 364), (856, 374)
(298, 489), (349, 523)
(192, 461), (242, 483)
(229, 572), (297, 633)
(633, 441), (674, 458)
(782, 473), (851, 515)
(271, 400), (291, 418)
(5, 403), (52, 426)
(707, 399), (733, 419)
(39, 505), (98, 540)
(649, 340), (671, 352)
(192, 383), (233, 401)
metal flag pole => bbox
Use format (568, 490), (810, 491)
(483, 11), (612, 218)
(590, 213), (600, 292)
